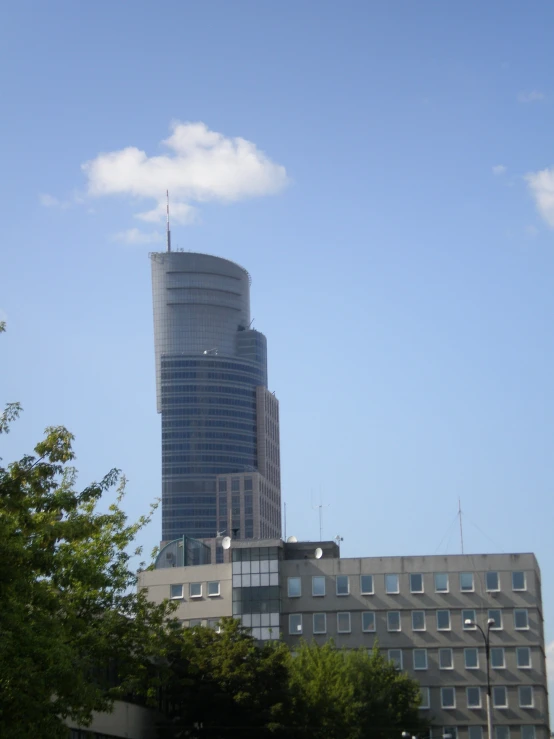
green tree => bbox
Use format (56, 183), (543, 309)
(288, 641), (428, 739)
(157, 617), (292, 738)
(0, 418), (175, 738)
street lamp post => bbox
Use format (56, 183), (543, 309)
(465, 617), (495, 739)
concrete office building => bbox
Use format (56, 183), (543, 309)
(140, 541), (550, 739)
(150, 251), (281, 549)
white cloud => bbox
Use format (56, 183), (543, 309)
(39, 193), (72, 209)
(82, 121), (289, 224)
(525, 166), (554, 227)
(492, 165), (507, 176)
(111, 228), (163, 245)
(135, 199), (197, 225)
(518, 90), (545, 103)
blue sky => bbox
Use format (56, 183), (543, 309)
(2, 0), (554, 693)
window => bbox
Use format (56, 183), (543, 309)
(208, 619), (221, 632)
(189, 582), (202, 598)
(444, 728), (458, 739)
(490, 647), (505, 669)
(313, 613), (326, 634)
(289, 614), (302, 635)
(464, 647), (479, 669)
(387, 611), (401, 631)
(514, 609), (529, 630)
(495, 728), (510, 739)
(362, 611), (376, 632)
(170, 583), (184, 599)
(460, 572), (474, 592)
(288, 577), (301, 597)
(413, 649), (428, 670)
(337, 612), (351, 633)
(488, 609), (502, 629)
(207, 581), (220, 597)
(462, 609), (477, 629)
(189, 619), (203, 627)
(521, 728), (535, 739)
(388, 649), (402, 669)
(439, 648), (454, 669)
(412, 610), (426, 631)
(435, 572), (449, 592)
(336, 575), (349, 596)
(419, 686), (430, 709)
(360, 574), (374, 594)
(486, 571), (500, 591)
(517, 647), (532, 669)
(519, 686), (533, 708)
(512, 571), (526, 591)
(410, 573), (424, 593)
(467, 687), (482, 708)
(441, 687), (456, 709)
(231, 478), (240, 492)
(385, 574), (399, 594)
(493, 686), (508, 708)
(312, 576), (325, 597)
(468, 727), (483, 739)
(437, 609), (451, 630)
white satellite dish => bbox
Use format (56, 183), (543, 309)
(286, 535), (298, 543)
(221, 536), (232, 550)
(315, 547), (323, 559)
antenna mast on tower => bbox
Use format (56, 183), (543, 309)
(458, 497), (464, 554)
(166, 190), (171, 253)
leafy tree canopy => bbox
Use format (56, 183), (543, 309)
(0, 411), (174, 738)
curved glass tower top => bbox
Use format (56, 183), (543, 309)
(151, 252), (280, 547)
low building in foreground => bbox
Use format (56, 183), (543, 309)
(140, 539), (550, 739)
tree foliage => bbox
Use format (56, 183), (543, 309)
(287, 640), (428, 739)
(156, 617), (292, 738)
(154, 629), (427, 739)
(0, 420), (174, 738)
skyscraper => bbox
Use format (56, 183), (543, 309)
(151, 251), (281, 548)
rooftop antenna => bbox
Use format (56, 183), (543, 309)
(166, 190), (171, 253)
(312, 489), (329, 542)
(458, 497), (464, 554)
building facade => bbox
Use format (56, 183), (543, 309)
(150, 252), (281, 545)
(140, 542), (550, 739)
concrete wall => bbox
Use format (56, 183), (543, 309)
(66, 701), (162, 739)
(139, 562), (232, 623)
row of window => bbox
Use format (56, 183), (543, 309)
(430, 685), (535, 710)
(163, 406), (256, 421)
(163, 431), (256, 445)
(287, 572), (527, 597)
(164, 442), (256, 454)
(163, 397), (257, 409)
(161, 359), (262, 374)
(432, 727), (536, 739)
(288, 612), (532, 656)
(287, 604), (529, 634)
(161, 370), (264, 383)
(219, 477), (254, 492)
(170, 581), (220, 599)
(162, 419), (257, 432)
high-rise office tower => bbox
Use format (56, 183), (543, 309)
(151, 251), (281, 548)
